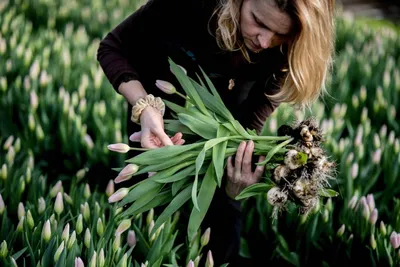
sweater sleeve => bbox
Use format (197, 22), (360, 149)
(240, 71), (286, 134)
(96, 0), (184, 93)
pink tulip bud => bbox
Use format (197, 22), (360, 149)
(54, 192), (64, 215)
(201, 228), (211, 247)
(362, 202), (370, 220)
(107, 143), (130, 153)
(347, 195), (358, 210)
(205, 250), (214, 267)
(106, 180), (115, 197)
(127, 230), (137, 248)
(369, 209), (378, 225)
(390, 232), (400, 249)
(155, 80), (176, 94)
(372, 149), (382, 164)
(108, 188), (129, 203)
(187, 260), (195, 267)
(367, 194), (375, 212)
(115, 164), (139, 183)
(75, 257), (85, 267)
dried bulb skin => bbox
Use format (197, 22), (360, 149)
(267, 187), (288, 207)
(273, 165), (290, 184)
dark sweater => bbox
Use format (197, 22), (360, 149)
(97, 0), (287, 265)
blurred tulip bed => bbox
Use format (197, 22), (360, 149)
(0, 0), (399, 266)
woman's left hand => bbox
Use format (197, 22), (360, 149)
(225, 140), (266, 200)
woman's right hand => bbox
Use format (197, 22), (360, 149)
(135, 106), (185, 148)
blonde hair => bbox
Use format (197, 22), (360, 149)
(210, 0), (336, 108)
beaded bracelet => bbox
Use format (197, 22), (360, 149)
(131, 94), (165, 124)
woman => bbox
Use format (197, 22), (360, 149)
(97, 0), (335, 265)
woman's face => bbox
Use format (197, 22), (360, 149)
(240, 0), (294, 53)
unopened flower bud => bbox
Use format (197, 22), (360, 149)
(76, 168), (87, 182)
(205, 250), (214, 267)
(120, 253), (128, 267)
(27, 210), (34, 229)
(0, 240), (8, 258)
(18, 202), (25, 220)
(362, 202), (370, 221)
(115, 164), (139, 183)
(370, 234), (376, 250)
(348, 195), (358, 210)
(115, 207), (123, 216)
(369, 209), (378, 225)
(0, 164), (7, 180)
(350, 163), (358, 179)
(54, 241), (65, 262)
(372, 149), (382, 164)
(187, 260), (195, 267)
(367, 194), (375, 212)
(84, 184), (91, 199)
(26, 167), (31, 184)
(108, 188), (129, 203)
(146, 209), (154, 226)
(194, 256), (200, 267)
(127, 230), (136, 248)
(98, 248), (105, 267)
(83, 202), (90, 222)
(390, 232), (400, 249)
(63, 193), (73, 205)
(84, 228), (91, 249)
(113, 232), (121, 253)
(326, 198), (333, 212)
(3, 135), (14, 150)
(68, 231), (76, 250)
(95, 202), (100, 216)
(155, 80), (176, 94)
(38, 197), (46, 214)
(97, 218), (104, 237)
(76, 214), (83, 234)
(74, 257), (84, 267)
(50, 181), (63, 198)
(89, 251), (97, 267)
(380, 221), (387, 236)
(17, 216), (24, 232)
(0, 194), (5, 215)
(106, 180), (114, 197)
(62, 223), (70, 243)
(201, 227), (211, 247)
(337, 224), (345, 237)
(323, 209), (329, 223)
(116, 219), (131, 235)
(42, 220), (51, 242)
(107, 143), (130, 153)
(54, 192), (64, 215)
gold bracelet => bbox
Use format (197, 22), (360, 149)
(131, 94), (165, 124)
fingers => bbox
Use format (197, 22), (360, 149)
(129, 131), (142, 142)
(253, 155), (266, 180)
(227, 156), (234, 179)
(242, 140), (254, 174)
(170, 132), (182, 143)
(175, 139), (185, 145)
(141, 129), (159, 149)
(154, 129), (174, 146)
(234, 141), (247, 176)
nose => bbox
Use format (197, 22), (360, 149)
(257, 30), (275, 49)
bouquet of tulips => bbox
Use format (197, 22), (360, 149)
(107, 58), (338, 241)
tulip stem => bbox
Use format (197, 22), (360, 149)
(175, 91), (188, 101)
(130, 147), (150, 151)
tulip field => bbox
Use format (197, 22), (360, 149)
(0, 0), (399, 266)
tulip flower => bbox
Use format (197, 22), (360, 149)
(27, 210), (34, 229)
(106, 180), (115, 197)
(74, 257), (84, 267)
(155, 80), (176, 94)
(62, 223), (70, 243)
(336, 224), (345, 237)
(98, 249), (105, 267)
(127, 230), (136, 248)
(113, 232), (121, 253)
(16, 216), (24, 232)
(369, 208), (378, 225)
(50, 181), (63, 198)
(54, 192), (64, 215)
(54, 241), (65, 262)
(201, 227), (211, 247)
(76, 214), (83, 234)
(116, 219), (131, 235)
(115, 164), (139, 183)
(68, 231), (77, 250)
(84, 184), (91, 199)
(0, 194), (5, 215)
(89, 251), (97, 267)
(390, 231), (400, 249)
(42, 220), (51, 243)
(108, 188), (129, 203)
(1, 164), (7, 180)
(38, 197), (46, 214)
(380, 221), (387, 236)
(206, 250), (214, 267)
(83, 202), (90, 222)
(84, 228), (91, 249)
(187, 260), (195, 267)
(0, 240), (7, 258)
(18, 202), (25, 220)
(107, 143), (130, 153)
(97, 218), (104, 236)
